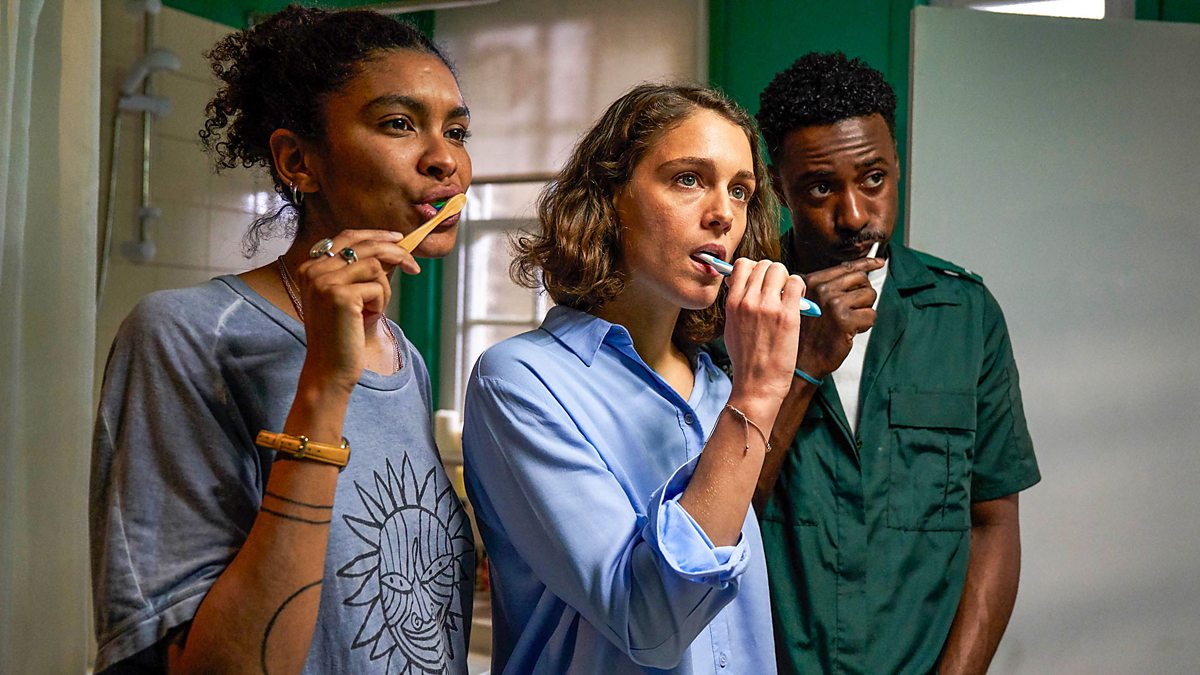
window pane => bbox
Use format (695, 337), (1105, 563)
(466, 228), (536, 321)
(465, 182), (542, 221)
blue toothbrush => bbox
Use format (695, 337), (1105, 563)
(696, 252), (822, 318)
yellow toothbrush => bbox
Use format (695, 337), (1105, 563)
(398, 193), (467, 252)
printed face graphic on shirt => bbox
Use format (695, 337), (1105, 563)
(338, 456), (473, 673)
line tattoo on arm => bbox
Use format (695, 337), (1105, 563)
(259, 507), (332, 525)
(264, 490), (333, 510)
(260, 580), (323, 675)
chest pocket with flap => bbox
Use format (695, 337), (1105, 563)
(886, 388), (975, 531)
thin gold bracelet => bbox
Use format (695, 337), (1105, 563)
(724, 404), (772, 454)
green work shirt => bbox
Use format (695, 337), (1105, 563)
(705, 242), (1040, 675)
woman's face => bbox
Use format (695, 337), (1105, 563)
(307, 49), (471, 258)
(614, 109), (755, 311)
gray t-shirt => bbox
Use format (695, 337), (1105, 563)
(90, 275), (474, 674)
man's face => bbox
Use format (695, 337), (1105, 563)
(773, 113), (898, 273)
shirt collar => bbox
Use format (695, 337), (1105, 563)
(540, 305), (630, 366)
(540, 305), (719, 377)
(884, 243), (939, 294)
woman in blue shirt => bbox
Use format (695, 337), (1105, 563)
(462, 83), (806, 674)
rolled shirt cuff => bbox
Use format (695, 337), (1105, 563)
(642, 456), (750, 586)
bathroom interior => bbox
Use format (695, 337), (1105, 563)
(3, 0), (1199, 672)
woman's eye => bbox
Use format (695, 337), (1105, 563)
(677, 173), (699, 188)
(730, 185), (749, 201)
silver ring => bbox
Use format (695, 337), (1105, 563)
(339, 247), (358, 265)
(309, 238), (335, 259)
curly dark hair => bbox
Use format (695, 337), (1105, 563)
(756, 51), (897, 163)
(512, 83), (780, 350)
(199, 4), (455, 254)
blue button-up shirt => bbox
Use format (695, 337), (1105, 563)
(463, 306), (776, 674)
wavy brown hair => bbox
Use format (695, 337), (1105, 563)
(512, 83), (780, 349)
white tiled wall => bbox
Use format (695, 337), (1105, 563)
(96, 5), (287, 389)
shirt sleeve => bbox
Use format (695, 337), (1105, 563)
(972, 287), (1042, 501)
(652, 465), (749, 580)
(463, 368), (746, 669)
(90, 295), (262, 673)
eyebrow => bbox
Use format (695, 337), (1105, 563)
(363, 93), (470, 120)
(794, 157), (889, 182)
(661, 156), (756, 182)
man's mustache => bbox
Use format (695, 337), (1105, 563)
(791, 228), (888, 247)
(839, 229), (888, 246)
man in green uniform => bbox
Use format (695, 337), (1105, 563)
(751, 52), (1041, 674)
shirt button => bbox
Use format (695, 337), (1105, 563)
(855, 438), (864, 449)
(683, 413), (695, 425)
(719, 652), (728, 668)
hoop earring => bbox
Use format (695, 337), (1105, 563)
(290, 182), (304, 207)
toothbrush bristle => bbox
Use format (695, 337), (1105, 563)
(432, 199), (447, 210)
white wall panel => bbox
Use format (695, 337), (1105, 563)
(909, 7), (1200, 671)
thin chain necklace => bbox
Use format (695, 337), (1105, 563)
(276, 255), (402, 374)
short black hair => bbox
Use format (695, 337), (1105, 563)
(199, 4), (454, 253)
(756, 51), (897, 163)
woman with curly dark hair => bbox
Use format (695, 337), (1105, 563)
(462, 83), (805, 673)
(90, 6), (474, 673)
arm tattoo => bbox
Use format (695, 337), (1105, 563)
(260, 580), (323, 675)
(259, 506), (332, 525)
(264, 490), (334, 510)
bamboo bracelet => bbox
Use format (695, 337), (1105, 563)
(256, 430), (351, 469)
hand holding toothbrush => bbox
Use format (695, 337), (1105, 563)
(720, 258), (807, 421)
(697, 252), (822, 317)
(290, 196), (465, 389)
(792, 247), (885, 382)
